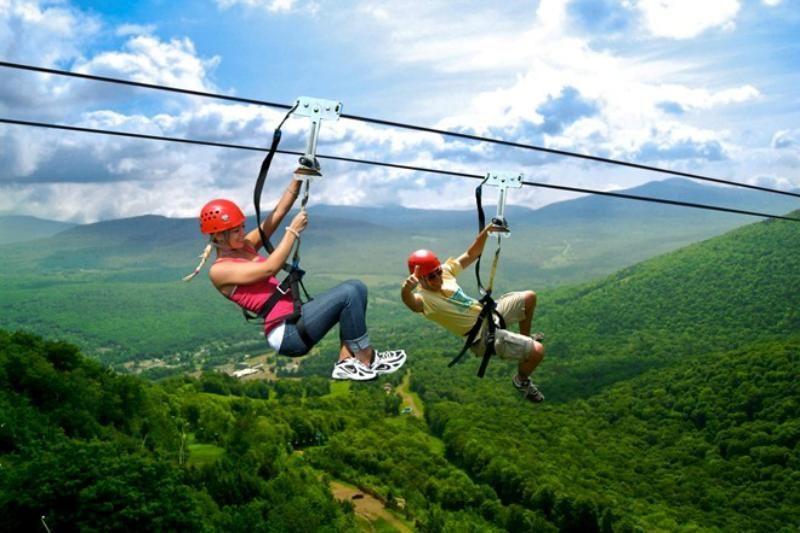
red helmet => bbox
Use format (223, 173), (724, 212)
(199, 199), (246, 234)
(408, 249), (441, 277)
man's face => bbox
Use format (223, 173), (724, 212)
(420, 266), (443, 291)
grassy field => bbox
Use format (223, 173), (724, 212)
(186, 434), (225, 467)
(329, 381), (352, 397)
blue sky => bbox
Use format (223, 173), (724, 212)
(0, 0), (798, 222)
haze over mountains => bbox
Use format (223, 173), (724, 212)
(0, 215), (76, 245)
(3, 178), (798, 289)
(0, 177), (797, 376)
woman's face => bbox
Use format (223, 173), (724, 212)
(217, 224), (246, 249)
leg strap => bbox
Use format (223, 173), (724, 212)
(293, 316), (314, 352)
(476, 317), (496, 378)
(448, 293), (499, 378)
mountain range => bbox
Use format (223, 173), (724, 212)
(4, 178), (799, 286)
(1, 177), (798, 371)
(0, 215), (76, 245)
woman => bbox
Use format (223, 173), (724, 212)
(185, 177), (406, 381)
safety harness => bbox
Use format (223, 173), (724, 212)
(245, 97), (342, 350)
(448, 172), (521, 377)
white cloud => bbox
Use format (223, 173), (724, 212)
(358, 4), (389, 20)
(116, 23), (156, 36)
(0, 180), (227, 223)
(751, 174), (793, 190)
(0, 126), (50, 176)
(635, 0), (740, 39)
(762, 0), (781, 5)
(74, 35), (220, 92)
(768, 130), (800, 169)
(771, 129), (796, 149)
(1, 0), (797, 222)
(373, 0), (762, 177)
(12, 0), (77, 33)
(0, 0), (100, 67)
(1, 84), (450, 220)
(216, 0), (297, 12)
(433, 41), (750, 168)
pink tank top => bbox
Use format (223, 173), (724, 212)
(215, 254), (295, 335)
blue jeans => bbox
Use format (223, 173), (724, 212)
(277, 279), (371, 357)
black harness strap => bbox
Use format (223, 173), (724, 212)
(448, 177), (507, 377)
(246, 104), (314, 351)
(477, 300), (498, 378)
(242, 267), (313, 345)
(254, 104), (297, 260)
(474, 175), (489, 292)
(447, 292), (507, 376)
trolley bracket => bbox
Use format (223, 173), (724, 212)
(485, 171), (522, 237)
(293, 96), (343, 180)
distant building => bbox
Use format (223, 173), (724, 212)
(232, 368), (261, 379)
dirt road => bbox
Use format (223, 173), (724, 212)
(330, 481), (412, 532)
(396, 371), (423, 418)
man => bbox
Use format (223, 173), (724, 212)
(401, 224), (545, 403)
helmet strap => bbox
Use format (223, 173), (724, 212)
(210, 233), (232, 252)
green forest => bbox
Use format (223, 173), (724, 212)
(1, 210), (799, 531)
(4, 330), (798, 531)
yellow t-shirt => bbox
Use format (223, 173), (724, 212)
(418, 258), (482, 336)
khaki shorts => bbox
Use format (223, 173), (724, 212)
(469, 291), (533, 361)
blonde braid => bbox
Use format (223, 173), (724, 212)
(182, 242), (215, 282)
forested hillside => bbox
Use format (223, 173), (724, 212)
(2, 203), (798, 531)
(357, 211), (800, 406)
(528, 211), (800, 400)
(3, 334), (797, 530)
(0, 330), (554, 531)
(410, 337), (800, 532)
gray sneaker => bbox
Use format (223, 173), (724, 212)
(332, 357), (377, 381)
(512, 376), (545, 403)
(370, 349), (407, 375)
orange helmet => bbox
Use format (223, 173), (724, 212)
(199, 199), (246, 234)
(408, 249), (441, 277)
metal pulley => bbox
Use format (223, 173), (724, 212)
(484, 171), (522, 237)
(292, 96), (343, 180)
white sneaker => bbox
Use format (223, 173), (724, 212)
(331, 357), (377, 381)
(512, 375), (545, 403)
(370, 349), (407, 375)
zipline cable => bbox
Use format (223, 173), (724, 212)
(1, 116), (798, 223)
(2, 60), (799, 200)
(0, 61), (292, 111)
